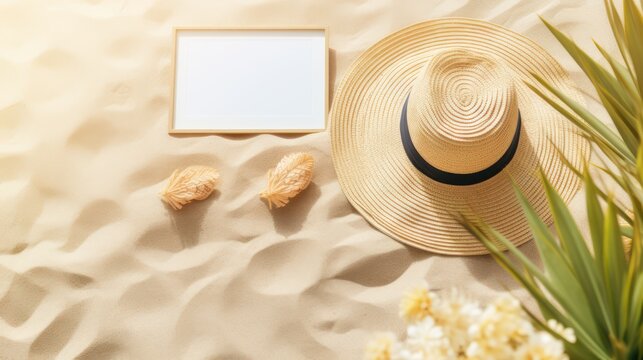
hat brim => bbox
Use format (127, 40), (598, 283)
(330, 18), (590, 255)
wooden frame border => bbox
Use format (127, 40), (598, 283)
(168, 27), (329, 134)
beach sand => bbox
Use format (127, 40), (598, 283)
(0, 0), (613, 358)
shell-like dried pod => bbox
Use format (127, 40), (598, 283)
(160, 166), (219, 210)
(260, 152), (314, 209)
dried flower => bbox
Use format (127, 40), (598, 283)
(466, 295), (533, 360)
(260, 152), (314, 209)
(515, 332), (569, 360)
(405, 317), (455, 359)
(160, 166), (219, 210)
(399, 283), (436, 323)
(368, 286), (569, 360)
(432, 289), (480, 352)
(365, 333), (395, 360)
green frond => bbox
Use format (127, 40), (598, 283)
(461, 2), (643, 358)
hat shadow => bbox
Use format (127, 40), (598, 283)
(465, 240), (543, 292)
(269, 183), (322, 237)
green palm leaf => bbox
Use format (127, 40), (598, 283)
(461, 1), (643, 359)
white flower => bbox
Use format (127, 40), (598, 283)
(403, 317), (457, 360)
(366, 288), (571, 360)
(515, 331), (569, 360)
(399, 282), (437, 323)
(547, 319), (576, 343)
(466, 295), (534, 360)
(391, 347), (423, 360)
(492, 294), (523, 315)
(365, 332), (397, 360)
(432, 288), (481, 353)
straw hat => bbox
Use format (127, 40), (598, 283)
(331, 18), (589, 255)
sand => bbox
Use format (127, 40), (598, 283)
(0, 0), (615, 359)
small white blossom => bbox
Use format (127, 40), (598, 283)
(515, 331), (569, 360)
(391, 347), (423, 360)
(466, 295), (534, 359)
(547, 319), (576, 343)
(433, 288), (481, 353)
(366, 287), (569, 360)
(399, 282), (437, 323)
(365, 333), (396, 360)
(404, 317), (456, 359)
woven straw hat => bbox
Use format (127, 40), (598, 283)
(331, 18), (589, 255)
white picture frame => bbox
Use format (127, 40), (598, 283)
(169, 27), (328, 134)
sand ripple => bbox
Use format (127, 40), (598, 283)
(0, 0), (608, 358)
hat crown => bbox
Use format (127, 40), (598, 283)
(406, 49), (519, 174)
